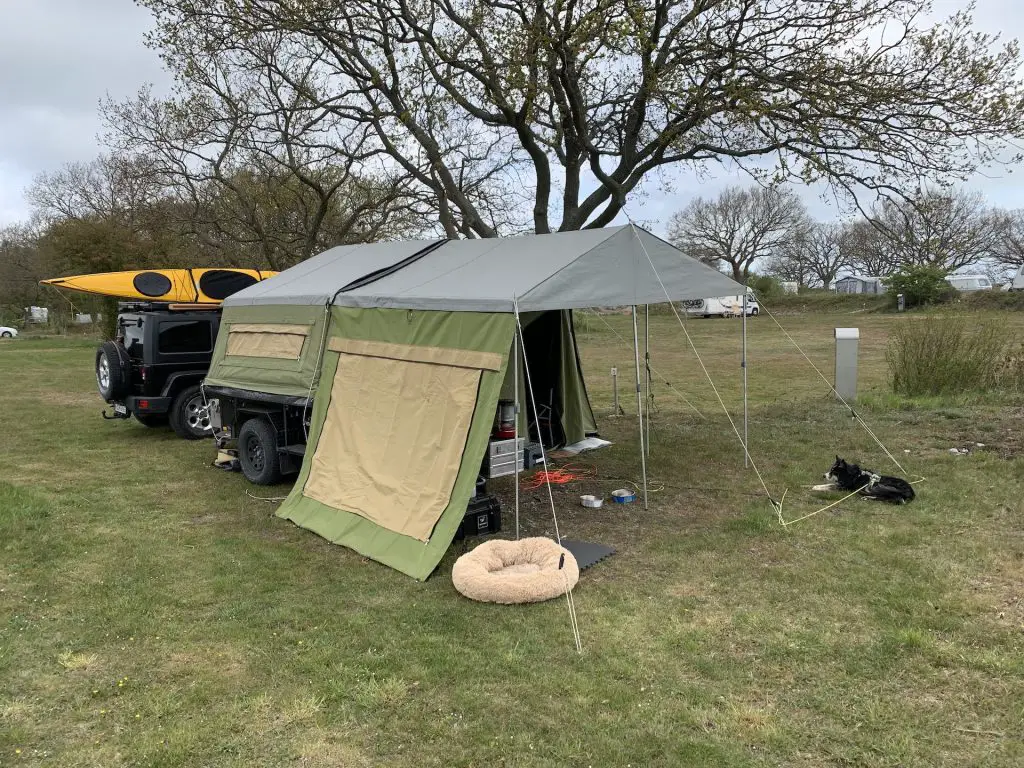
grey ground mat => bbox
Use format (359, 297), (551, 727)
(561, 539), (616, 570)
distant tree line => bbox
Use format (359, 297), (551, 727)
(4, 0), (1024, 318)
(667, 185), (1024, 288)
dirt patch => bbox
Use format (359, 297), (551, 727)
(295, 733), (370, 767)
(925, 406), (1024, 459)
(164, 645), (249, 681)
(968, 557), (1024, 630)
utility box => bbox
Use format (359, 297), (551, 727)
(834, 328), (860, 401)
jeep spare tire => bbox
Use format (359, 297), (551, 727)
(169, 385), (212, 440)
(95, 341), (129, 401)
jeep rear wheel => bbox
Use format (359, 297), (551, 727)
(96, 341), (129, 400)
(238, 418), (283, 485)
(169, 385), (212, 440)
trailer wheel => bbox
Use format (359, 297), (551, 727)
(238, 417), (283, 485)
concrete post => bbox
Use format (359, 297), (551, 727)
(834, 328), (860, 401)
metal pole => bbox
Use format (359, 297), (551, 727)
(611, 367), (619, 416)
(644, 303), (651, 456)
(742, 291), (749, 469)
(631, 306), (649, 509)
(513, 325), (520, 539)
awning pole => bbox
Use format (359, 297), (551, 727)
(513, 301), (521, 539)
(644, 303), (651, 456)
(632, 305), (649, 509)
(742, 291), (749, 469)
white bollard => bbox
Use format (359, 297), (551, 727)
(834, 328), (860, 401)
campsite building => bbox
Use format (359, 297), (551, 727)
(203, 226), (743, 579)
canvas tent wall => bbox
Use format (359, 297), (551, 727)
(210, 225), (743, 579)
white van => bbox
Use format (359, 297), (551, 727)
(945, 274), (992, 292)
(682, 291), (759, 318)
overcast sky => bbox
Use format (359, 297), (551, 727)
(1, 0), (1021, 232)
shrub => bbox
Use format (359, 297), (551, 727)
(887, 317), (1011, 396)
(749, 275), (784, 299)
(886, 265), (955, 309)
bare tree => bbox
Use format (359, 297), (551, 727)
(667, 185), (807, 282)
(840, 219), (898, 277)
(0, 223), (47, 311)
(102, 30), (428, 270)
(766, 243), (816, 288)
(770, 222), (850, 289)
(27, 154), (164, 227)
(992, 208), (1024, 269)
(135, 0), (1024, 238)
(804, 224), (851, 289)
(866, 189), (1002, 272)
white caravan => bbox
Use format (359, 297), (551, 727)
(682, 291), (759, 318)
(945, 274), (993, 292)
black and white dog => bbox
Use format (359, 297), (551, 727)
(824, 456), (915, 504)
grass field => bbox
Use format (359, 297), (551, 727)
(1, 309), (1023, 767)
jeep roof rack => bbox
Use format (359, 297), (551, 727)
(117, 300), (222, 313)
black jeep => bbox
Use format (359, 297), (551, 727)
(95, 303), (221, 439)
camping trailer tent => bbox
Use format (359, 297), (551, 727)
(204, 225), (743, 579)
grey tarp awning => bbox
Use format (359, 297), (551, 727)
(225, 239), (442, 306)
(224, 225), (744, 311)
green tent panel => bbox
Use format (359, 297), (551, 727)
(276, 307), (515, 581)
(205, 303), (329, 399)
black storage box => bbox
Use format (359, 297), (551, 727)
(454, 494), (501, 540)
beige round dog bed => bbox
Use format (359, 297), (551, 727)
(452, 537), (580, 604)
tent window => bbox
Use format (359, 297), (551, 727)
(303, 350), (483, 542)
(225, 323), (310, 360)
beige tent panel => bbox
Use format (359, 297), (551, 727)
(327, 337), (502, 371)
(303, 350), (483, 541)
(226, 323), (311, 359)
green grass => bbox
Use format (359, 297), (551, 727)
(2, 313), (1024, 766)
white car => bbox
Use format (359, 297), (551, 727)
(0, 326), (17, 338)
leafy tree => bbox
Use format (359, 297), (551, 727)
(137, 0), (1024, 237)
(886, 265), (955, 308)
(667, 185), (807, 282)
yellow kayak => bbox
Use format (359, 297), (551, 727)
(40, 268), (278, 304)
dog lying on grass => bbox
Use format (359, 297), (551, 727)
(822, 456), (915, 504)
